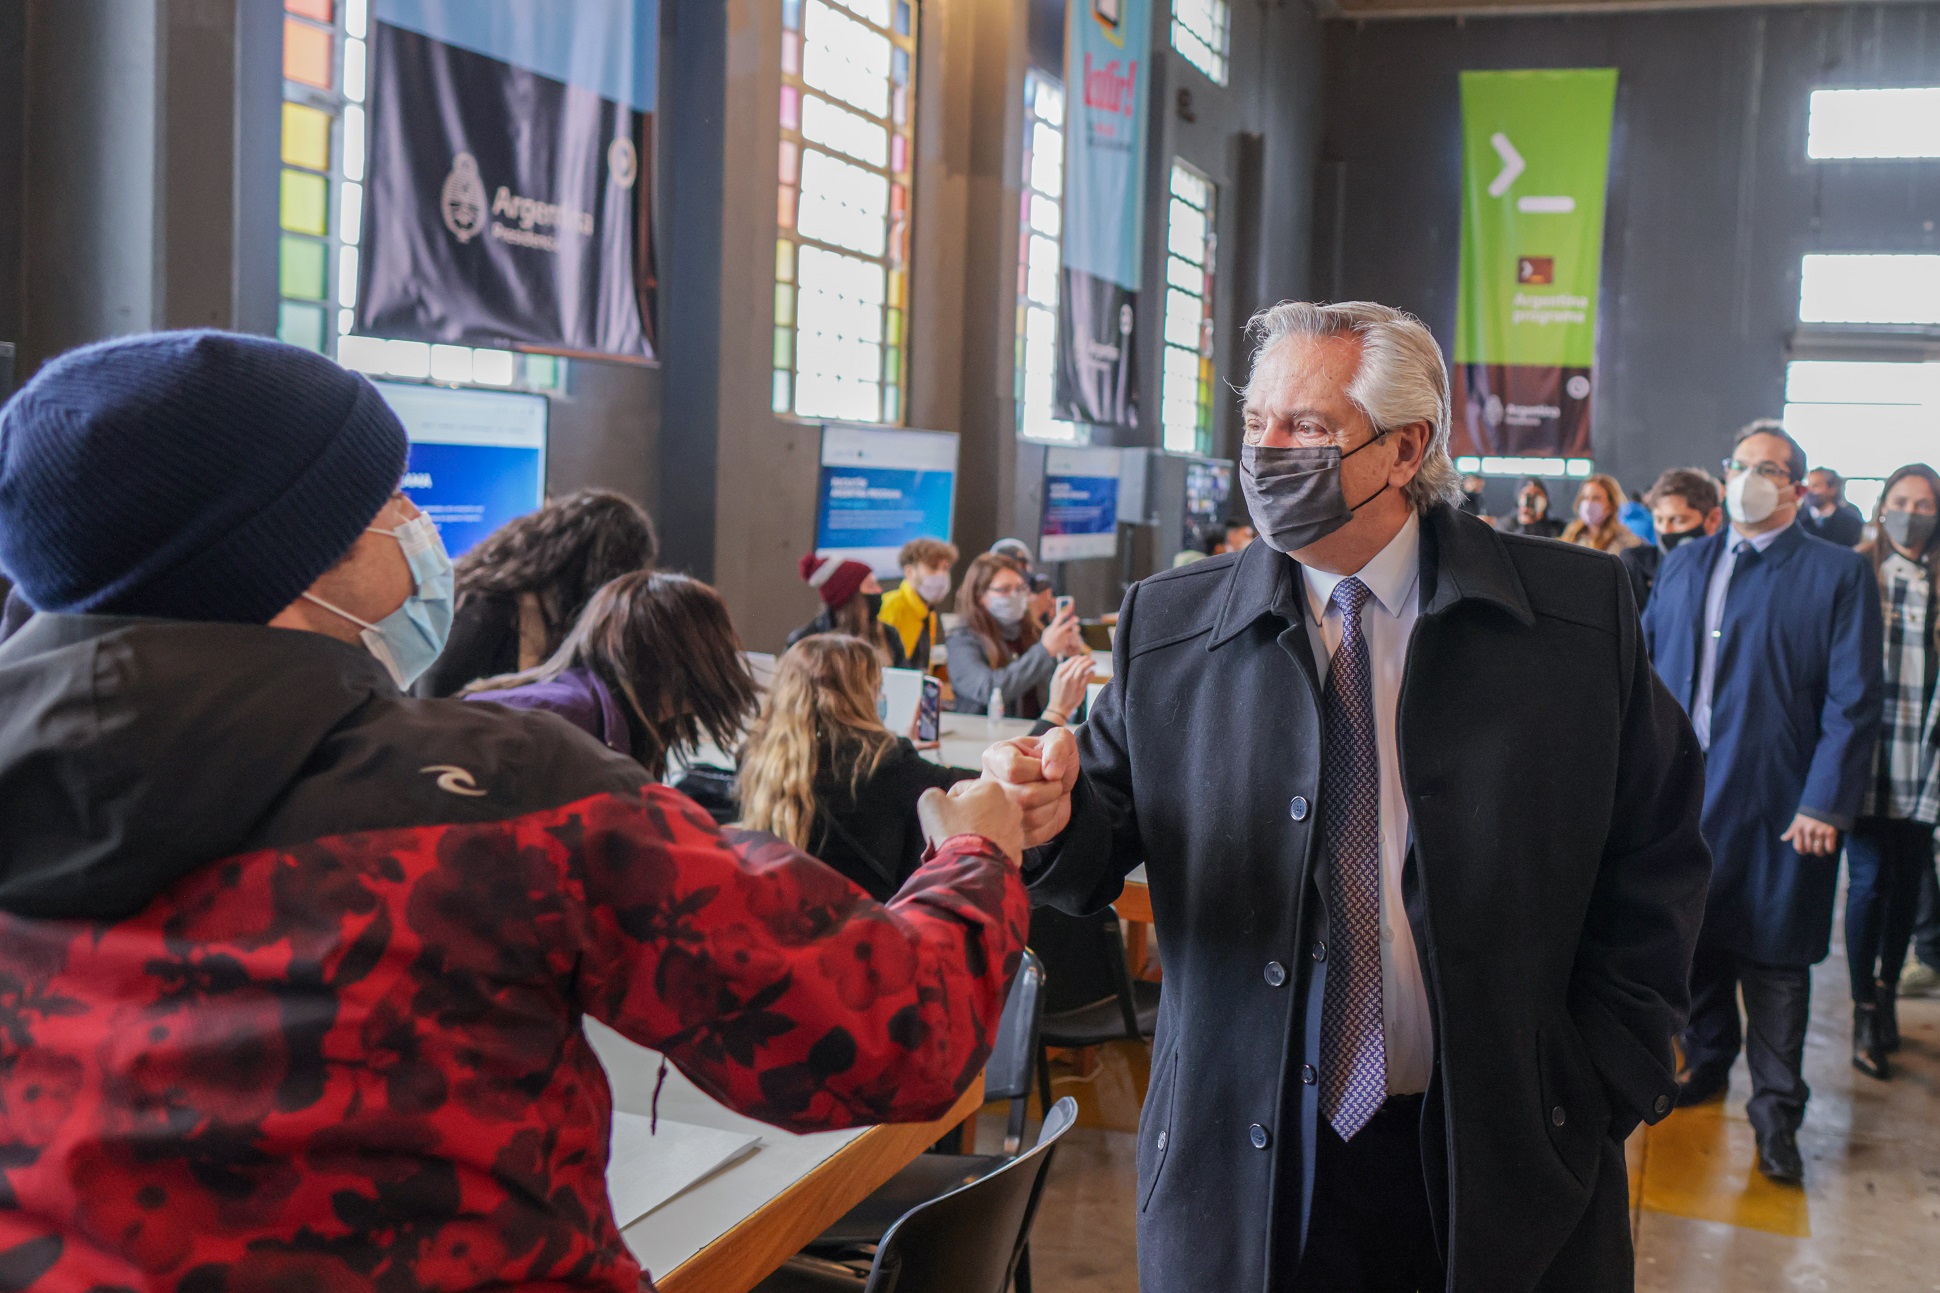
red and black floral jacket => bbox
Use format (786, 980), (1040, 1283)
(0, 615), (1028, 1291)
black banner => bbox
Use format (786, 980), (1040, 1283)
(1451, 363), (1593, 458)
(359, 22), (653, 359)
(1054, 266), (1137, 428)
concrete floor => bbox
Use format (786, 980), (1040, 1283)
(986, 953), (1940, 1291)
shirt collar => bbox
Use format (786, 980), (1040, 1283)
(1301, 510), (1421, 623)
(1731, 515), (1793, 555)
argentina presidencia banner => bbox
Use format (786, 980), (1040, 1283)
(1453, 69), (1617, 458)
(359, 0), (657, 360)
(1054, 0), (1154, 429)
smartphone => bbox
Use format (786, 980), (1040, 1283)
(1055, 595), (1076, 619)
(917, 676), (941, 743)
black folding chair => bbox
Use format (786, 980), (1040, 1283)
(805, 951), (1046, 1287)
(756, 1097), (1079, 1293)
(1030, 906), (1159, 1117)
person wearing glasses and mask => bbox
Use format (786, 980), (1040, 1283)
(1641, 419), (1882, 1186)
(945, 553), (1086, 718)
(0, 333), (1031, 1288)
(979, 302), (1710, 1293)
(1495, 477), (1566, 538)
(1619, 468), (1724, 611)
(1842, 464), (1940, 1081)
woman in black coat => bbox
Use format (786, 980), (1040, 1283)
(738, 634), (975, 901)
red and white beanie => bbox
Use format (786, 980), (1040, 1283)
(799, 552), (871, 608)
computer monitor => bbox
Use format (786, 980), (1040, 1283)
(815, 424), (959, 577)
(1039, 446), (1123, 562)
(375, 381), (549, 558)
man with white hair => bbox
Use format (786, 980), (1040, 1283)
(983, 301), (1711, 1291)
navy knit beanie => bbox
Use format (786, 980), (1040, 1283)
(0, 331), (408, 624)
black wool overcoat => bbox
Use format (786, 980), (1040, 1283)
(1029, 505), (1712, 1293)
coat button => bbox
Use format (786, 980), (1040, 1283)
(1156, 1130), (1168, 1151)
(1301, 1064), (1316, 1085)
(1264, 961), (1287, 987)
(1311, 942), (1327, 962)
(1551, 1105), (1567, 1128)
(1654, 1094), (1671, 1115)
(1249, 1123), (1271, 1149)
(1289, 796), (1309, 821)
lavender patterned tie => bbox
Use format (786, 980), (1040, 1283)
(1319, 576), (1387, 1140)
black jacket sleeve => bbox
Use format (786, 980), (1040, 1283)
(1023, 583), (1145, 915)
(1569, 563), (1712, 1134)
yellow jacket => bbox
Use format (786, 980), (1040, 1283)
(879, 581), (941, 671)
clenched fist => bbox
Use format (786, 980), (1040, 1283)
(918, 777), (1026, 863)
(980, 725), (1082, 848)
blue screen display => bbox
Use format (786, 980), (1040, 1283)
(375, 382), (549, 559)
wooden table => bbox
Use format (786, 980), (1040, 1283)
(1114, 864), (1157, 979)
(588, 1019), (983, 1293)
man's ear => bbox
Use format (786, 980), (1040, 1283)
(1704, 508), (1723, 535)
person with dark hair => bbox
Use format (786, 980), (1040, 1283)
(878, 536), (959, 672)
(1211, 518), (1258, 555)
(0, 331), (1029, 1289)
(738, 634), (978, 902)
(945, 552), (1084, 717)
(1842, 463), (1940, 1079)
(463, 570), (759, 780)
(788, 552), (904, 666)
(1642, 418), (1882, 1185)
(1801, 465), (1866, 548)
(417, 488), (658, 697)
(1494, 477), (1565, 538)
(1458, 473), (1489, 519)
(1620, 468), (1724, 610)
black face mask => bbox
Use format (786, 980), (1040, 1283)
(1658, 527), (1702, 554)
(1240, 432), (1394, 555)
(1882, 510), (1938, 555)
(863, 592), (883, 619)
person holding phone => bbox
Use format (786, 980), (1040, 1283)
(738, 635), (978, 902)
(945, 553), (1086, 718)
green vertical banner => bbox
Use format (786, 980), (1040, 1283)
(1454, 69), (1617, 459)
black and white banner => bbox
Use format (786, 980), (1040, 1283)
(359, 20), (654, 359)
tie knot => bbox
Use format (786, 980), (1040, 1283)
(1332, 576), (1373, 617)
(1734, 540), (1757, 559)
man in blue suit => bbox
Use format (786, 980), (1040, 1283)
(1641, 420), (1882, 1186)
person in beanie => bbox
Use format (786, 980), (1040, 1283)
(0, 332), (1028, 1291)
(786, 551), (905, 666)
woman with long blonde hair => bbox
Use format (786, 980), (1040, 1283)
(738, 635), (975, 900)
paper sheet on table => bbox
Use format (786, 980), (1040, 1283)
(607, 1112), (761, 1229)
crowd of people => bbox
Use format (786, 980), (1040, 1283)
(0, 319), (1934, 1289)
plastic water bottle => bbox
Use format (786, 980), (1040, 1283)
(986, 686), (1005, 734)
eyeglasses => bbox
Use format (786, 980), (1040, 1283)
(1721, 458), (1795, 485)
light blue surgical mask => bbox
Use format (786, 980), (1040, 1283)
(304, 513), (454, 688)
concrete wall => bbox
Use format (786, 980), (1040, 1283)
(1314, 5), (1940, 495)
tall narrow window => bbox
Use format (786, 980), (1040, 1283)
(774, 0), (918, 424)
(1160, 161), (1216, 455)
(277, 0), (358, 356)
(1171, 0), (1229, 85)
(1014, 72), (1079, 443)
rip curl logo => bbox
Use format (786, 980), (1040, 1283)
(422, 765), (487, 797)
(441, 153), (489, 244)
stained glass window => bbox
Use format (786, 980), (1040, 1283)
(775, 0), (918, 423)
(1160, 160), (1216, 455)
(1014, 72), (1079, 443)
(281, 0), (564, 391)
(1171, 0), (1229, 86)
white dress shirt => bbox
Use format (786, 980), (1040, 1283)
(1693, 519), (1791, 749)
(1299, 510), (1433, 1096)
